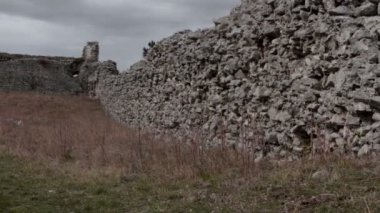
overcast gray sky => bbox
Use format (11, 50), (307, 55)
(0, 0), (238, 70)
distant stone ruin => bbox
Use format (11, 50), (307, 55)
(0, 52), (82, 93)
(0, 41), (118, 94)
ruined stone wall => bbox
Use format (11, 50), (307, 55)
(0, 58), (83, 93)
(96, 0), (380, 159)
(0, 52), (84, 93)
(0, 52), (77, 64)
(0, 42), (103, 93)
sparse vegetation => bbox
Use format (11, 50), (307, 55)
(143, 40), (156, 57)
(0, 92), (379, 212)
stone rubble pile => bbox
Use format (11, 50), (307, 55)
(96, 0), (380, 159)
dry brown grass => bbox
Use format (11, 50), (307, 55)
(0, 91), (259, 179)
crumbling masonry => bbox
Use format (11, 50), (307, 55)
(95, 0), (380, 160)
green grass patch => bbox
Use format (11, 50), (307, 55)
(0, 153), (213, 212)
(0, 154), (127, 212)
(0, 152), (379, 212)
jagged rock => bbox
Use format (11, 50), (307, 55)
(268, 108), (292, 123)
(354, 96), (380, 110)
(374, 144), (380, 151)
(254, 87), (272, 100)
(354, 102), (372, 112)
(312, 169), (330, 180)
(336, 138), (345, 147)
(346, 114), (361, 126)
(322, 0), (335, 12)
(373, 113), (380, 121)
(329, 115), (345, 126)
(358, 144), (371, 157)
(329, 6), (354, 16)
(355, 2), (378, 17)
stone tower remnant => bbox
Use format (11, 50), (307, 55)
(82, 41), (99, 62)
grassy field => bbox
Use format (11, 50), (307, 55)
(0, 92), (379, 212)
(0, 153), (220, 212)
(1, 151), (379, 212)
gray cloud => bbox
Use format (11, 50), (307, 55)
(0, 0), (239, 70)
